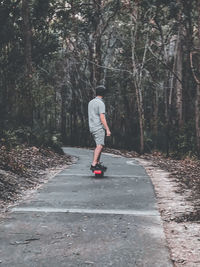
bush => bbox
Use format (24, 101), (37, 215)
(0, 127), (64, 154)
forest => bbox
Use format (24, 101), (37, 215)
(1, 0), (200, 158)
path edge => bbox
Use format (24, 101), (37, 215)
(135, 157), (200, 267)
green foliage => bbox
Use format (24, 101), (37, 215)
(1, 128), (32, 148)
(168, 121), (196, 159)
(0, 0), (199, 157)
(0, 126), (63, 154)
(31, 124), (63, 154)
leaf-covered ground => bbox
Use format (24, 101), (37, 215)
(0, 145), (73, 211)
(141, 153), (200, 223)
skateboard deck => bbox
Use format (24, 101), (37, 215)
(93, 169), (104, 178)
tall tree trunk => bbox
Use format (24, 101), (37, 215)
(92, 0), (102, 87)
(189, 0), (200, 155)
(175, 0), (183, 127)
(135, 85), (144, 153)
(22, 0), (32, 76)
(164, 77), (170, 156)
(190, 50), (200, 154)
(94, 35), (102, 84)
(130, 0), (145, 154)
(0, 74), (7, 135)
(88, 42), (96, 94)
(196, 0), (200, 155)
(153, 88), (158, 147)
(195, 85), (200, 155)
(87, 1), (102, 90)
(183, 0), (193, 123)
(175, 38), (183, 127)
(21, 0), (33, 126)
(61, 85), (67, 143)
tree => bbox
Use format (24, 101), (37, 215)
(20, 0), (33, 126)
(129, 0), (145, 153)
(190, 0), (200, 155)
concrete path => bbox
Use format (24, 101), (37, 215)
(0, 147), (173, 267)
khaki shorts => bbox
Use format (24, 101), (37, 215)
(91, 128), (105, 146)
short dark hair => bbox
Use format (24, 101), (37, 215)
(96, 85), (107, 97)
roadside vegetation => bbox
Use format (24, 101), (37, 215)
(0, 142), (73, 211)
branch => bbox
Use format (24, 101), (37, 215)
(190, 51), (200, 85)
(148, 46), (183, 85)
(101, 0), (120, 35)
(86, 59), (132, 75)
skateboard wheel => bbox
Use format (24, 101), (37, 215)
(94, 171), (104, 178)
(94, 170), (102, 174)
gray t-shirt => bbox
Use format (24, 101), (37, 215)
(88, 97), (105, 132)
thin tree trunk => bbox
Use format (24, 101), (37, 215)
(130, 0), (145, 154)
(195, 85), (200, 154)
(61, 86), (67, 143)
(197, 0), (200, 155)
(94, 36), (102, 85)
(190, 0), (200, 155)
(21, 0), (33, 126)
(190, 51), (200, 154)
(175, 39), (183, 127)
(175, 1), (183, 127)
(22, 0), (32, 76)
(135, 85), (144, 153)
(153, 88), (158, 147)
(164, 78), (170, 157)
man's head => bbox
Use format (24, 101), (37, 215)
(96, 85), (107, 97)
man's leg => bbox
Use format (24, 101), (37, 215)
(97, 149), (102, 164)
(91, 128), (105, 167)
(92, 144), (103, 166)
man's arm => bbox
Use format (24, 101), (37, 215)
(100, 113), (111, 136)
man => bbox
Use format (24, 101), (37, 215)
(88, 85), (111, 171)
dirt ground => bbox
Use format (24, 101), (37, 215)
(0, 146), (200, 266)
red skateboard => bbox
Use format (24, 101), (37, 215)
(92, 169), (105, 178)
